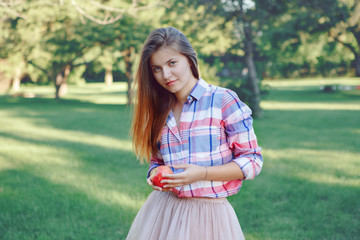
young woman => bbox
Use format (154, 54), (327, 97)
(127, 27), (263, 240)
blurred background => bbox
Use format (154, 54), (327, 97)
(0, 0), (359, 239)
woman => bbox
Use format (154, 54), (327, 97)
(127, 26), (263, 240)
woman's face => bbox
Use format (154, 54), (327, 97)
(150, 46), (197, 101)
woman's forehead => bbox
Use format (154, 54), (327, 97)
(150, 47), (184, 66)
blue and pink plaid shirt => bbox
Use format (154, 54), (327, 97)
(149, 79), (263, 198)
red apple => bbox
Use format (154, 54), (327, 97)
(151, 166), (173, 188)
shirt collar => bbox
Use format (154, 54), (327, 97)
(186, 78), (207, 103)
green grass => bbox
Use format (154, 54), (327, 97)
(1, 79), (359, 239)
(234, 78), (360, 240)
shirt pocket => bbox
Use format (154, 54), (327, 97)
(188, 126), (220, 154)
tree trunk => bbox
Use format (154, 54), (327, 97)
(0, 71), (11, 93)
(355, 54), (360, 77)
(244, 23), (262, 118)
(123, 48), (134, 105)
(55, 64), (71, 99)
(11, 66), (22, 92)
(105, 65), (113, 86)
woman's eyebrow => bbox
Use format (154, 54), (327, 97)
(151, 57), (178, 67)
(166, 58), (177, 64)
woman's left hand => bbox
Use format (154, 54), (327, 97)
(161, 164), (206, 188)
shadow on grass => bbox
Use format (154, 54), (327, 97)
(256, 108), (360, 153)
(229, 169), (360, 240)
(0, 96), (151, 239)
(0, 131), (149, 239)
(0, 169), (135, 240)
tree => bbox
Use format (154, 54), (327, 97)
(328, 0), (360, 76)
(0, 1), (30, 93)
(0, 0), (167, 101)
(264, 0), (360, 77)
(191, 0), (293, 118)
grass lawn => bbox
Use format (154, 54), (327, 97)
(0, 78), (359, 239)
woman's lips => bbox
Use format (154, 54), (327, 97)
(166, 80), (177, 86)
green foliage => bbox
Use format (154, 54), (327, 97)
(223, 76), (269, 107)
(0, 0), (156, 89)
(1, 0), (359, 99)
(198, 58), (221, 85)
(68, 65), (86, 84)
(161, 0), (234, 56)
(262, 0), (360, 78)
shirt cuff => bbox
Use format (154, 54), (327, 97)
(147, 164), (161, 178)
(233, 156), (261, 180)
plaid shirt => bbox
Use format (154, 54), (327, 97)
(149, 79), (263, 198)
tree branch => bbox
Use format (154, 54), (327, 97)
(0, 0), (26, 19)
(70, 0), (169, 25)
(82, 0), (126, 13)
(349, 26), (360, 49)
(1, 0), (169, 25)
(26, 60), (48, 74)
(71, 0), (124, 25)
(72, 52), (102, 68)
(330, 31), (358, 56)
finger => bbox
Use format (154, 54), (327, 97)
(163, 164), (188, 178)
(171, 164), (189, 169)
(163, 183), (182, 189)
(162, 173), (177, 179)
(161, 187), (173, 192)
(162, 171), (187, 179)
(147, 178), (162, 191)
(161, 178), (182, 185)
(151, 183), (162, 191)
(162, 179), (186, 188)
(153, 186), (162, 191)
(147, 177), (153, 185)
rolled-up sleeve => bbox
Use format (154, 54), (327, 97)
(147, 150), (164, 178)
(222, 90), (263, 180)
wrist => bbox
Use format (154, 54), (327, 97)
(203, 166), (208, 180)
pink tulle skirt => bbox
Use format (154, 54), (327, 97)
(126, 191), (245, 240)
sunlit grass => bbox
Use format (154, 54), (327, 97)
(0, 132), (139, 209)
(261, 101), (360, 110)
(263, 76), (360, 87)
(264, 148), (359, 187)
(0, 115), (132, 152)
(64, 82), (128, 104)
(0, 88), (148, 239)
(8, 82), (129, 104)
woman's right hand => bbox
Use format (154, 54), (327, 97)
(147, 168), (172, 192)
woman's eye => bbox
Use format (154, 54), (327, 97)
(169, 61), (176, 66)
(153, 67), (161, 72)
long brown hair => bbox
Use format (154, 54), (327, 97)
(131, 27), (199, 163)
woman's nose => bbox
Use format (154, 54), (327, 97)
(163, 67), (172, 79)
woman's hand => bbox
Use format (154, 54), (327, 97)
(161, 164), (206, 189)
(149, 162), (244, 190)
(146, 168), (172, 192)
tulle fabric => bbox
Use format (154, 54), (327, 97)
(126, 191), (245, 240)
